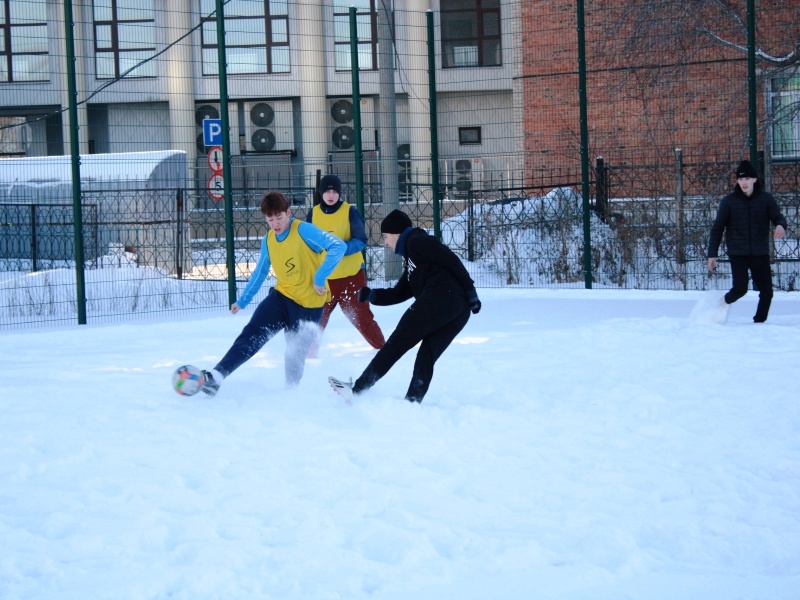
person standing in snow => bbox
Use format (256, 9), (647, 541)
(200, 191), (345, 396)
(328, 209), (481, 403)
(305, 174), (385, 357)
(707, 159), (787, 323)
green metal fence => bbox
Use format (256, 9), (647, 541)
(1, 0), (799, 330)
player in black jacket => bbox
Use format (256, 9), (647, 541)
(707, 160), (787, 323)
(329, 209), (481, 403)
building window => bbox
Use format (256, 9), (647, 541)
(440, 0), (501, 69)
(93, 0), (157, 79)
(0, 0), (49, 82)
(771, 76), (800, 160)
(200, 0), (289, 75)
(459, 126), (482, 145)
(333, 0), (377, 71)
(0, 115), (27, 154)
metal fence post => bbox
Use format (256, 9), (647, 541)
(675, 148), (686, 268)
(426, 10), (441, 242)
(63, 0), (87, 324)
(30, 205), (38, 273)
(467, 191), (475, 262)
(576, 0), (593, 289)
(176, 188), (184, 279)
(595, 156), (607, 222)
(746, 0), (758, 167)
(215, 0), (236, 307)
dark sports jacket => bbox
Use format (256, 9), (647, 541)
(707, 182), (787, 258)
(370, 227), (476, 307)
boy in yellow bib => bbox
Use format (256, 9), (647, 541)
(200, 191), (345, 396)
(306, 174), (385, 357)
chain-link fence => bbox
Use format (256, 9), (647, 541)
(1, 1), (799, 329)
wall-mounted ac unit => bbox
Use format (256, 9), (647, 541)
(194, 103), (234, 154)
(245, 100), (294, 153)
(328, 97), (376, 151)
(443, 157), (483, 198)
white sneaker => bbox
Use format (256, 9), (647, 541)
(328, 376), (354, 403)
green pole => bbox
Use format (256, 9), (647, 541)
(426, 10), (441, 241)
(215, 0), (236, 307)
(349, 7), (365, 216)
(576, 0), (592, 288)
(746, 0), (758, 167)
(63, 0), (87, 324)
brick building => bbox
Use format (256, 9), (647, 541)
(521, 0), (799, 192)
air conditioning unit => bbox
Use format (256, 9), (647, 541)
(194, 103), (234, 154)
(443, 157), (483, 198)
(328, 97), (376, 151)
(245, 100), (294, 153)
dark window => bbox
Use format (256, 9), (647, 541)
(0, 0), (49, 82)
(333, 0), (377, 71)
(459, 126), (482, 145)
(93, 0), (156, 79)
(200, 0), (290, 75)
(441, 0), (501, 69)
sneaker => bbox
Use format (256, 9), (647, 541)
(328, 376), (353, 403)
(201, 370), (221, 397)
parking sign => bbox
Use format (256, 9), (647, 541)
(202, 118), (223, 147)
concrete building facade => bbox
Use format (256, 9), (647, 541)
(0, 0), (524, 206)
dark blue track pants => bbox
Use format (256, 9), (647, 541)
(214, 288), (323, 387)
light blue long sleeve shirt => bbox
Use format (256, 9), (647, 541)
(235, 218), (346, 309)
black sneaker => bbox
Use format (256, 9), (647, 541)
(201, 370), (221, 396)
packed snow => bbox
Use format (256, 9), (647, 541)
(2, 287), (799, 599)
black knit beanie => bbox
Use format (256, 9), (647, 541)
(735, 160), (758, 179)
(318, 174), (342, 195)
(380, 209), (413, 234)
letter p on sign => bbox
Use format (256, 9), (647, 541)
(202, 119), (223, 147)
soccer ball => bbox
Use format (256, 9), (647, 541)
(172, 364), (205, 396)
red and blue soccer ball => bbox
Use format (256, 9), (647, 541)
(172, 364), (205, 396)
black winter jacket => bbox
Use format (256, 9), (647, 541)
(707, 181), (787, 258)
(370, 228), (476, 307)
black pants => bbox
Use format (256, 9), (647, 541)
(353, 297), (471, 402)
(725, 255), (773, 322)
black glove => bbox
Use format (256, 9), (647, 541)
(468, 290), (481, 314)
(357, 287), (373, 303)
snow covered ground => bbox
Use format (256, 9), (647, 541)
(2, 288), (799, 599)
